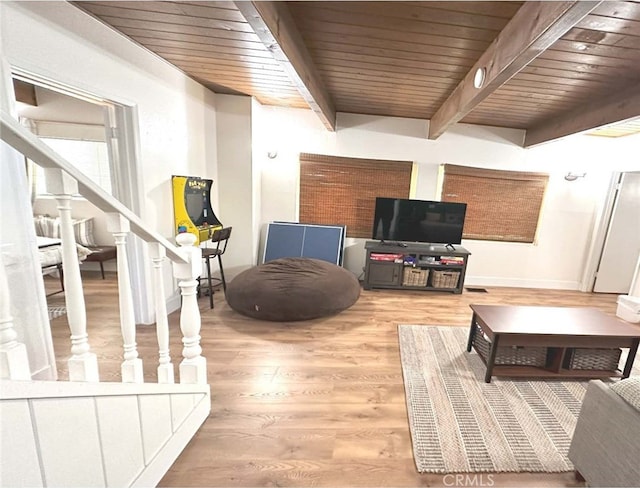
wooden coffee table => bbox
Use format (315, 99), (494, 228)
(467, 305), (640, 383)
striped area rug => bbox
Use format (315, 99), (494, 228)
(398, 325), (636, 474)
(47, 306), (67, 320)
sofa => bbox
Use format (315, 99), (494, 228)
(569, 377), (640, 487)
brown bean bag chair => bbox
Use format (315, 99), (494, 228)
(226, 257), (360, 321)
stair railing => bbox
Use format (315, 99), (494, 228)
(1, 110), (206, 385)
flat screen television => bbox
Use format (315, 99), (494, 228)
(372, 197), (467, 245)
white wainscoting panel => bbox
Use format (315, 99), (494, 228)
(33, 397), (106, 487)
(170, 393), (195, 430)
(95, 396), (144, 487)
(131, 392), (211, 488)
(139, 394), (172, 463)
(2, 380), (211, 487)
(0, 400), (42, 487)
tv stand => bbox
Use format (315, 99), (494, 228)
(363, 241), (471, 294)
(379, 240), (407, 248)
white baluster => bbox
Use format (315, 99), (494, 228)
(107, 213), (143, 383)
(45, 168), (99, 382)
(0, 253), (31, 380)
(173, 232), (206, 384)
(151, 243), (174, 383)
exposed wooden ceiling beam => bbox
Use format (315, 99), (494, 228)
(235, 1), (336, 131)
(13, 79), (38, 106)
(427, 1), (602, 140)
(524, 87), (640, 147)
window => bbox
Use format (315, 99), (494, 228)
(440, 164), (548, 243)
(19, 118), (112, 197)
(35, 137), (111, 196)
(299, 153), (414, 238)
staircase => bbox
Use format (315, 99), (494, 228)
(1, 73), (210, 486)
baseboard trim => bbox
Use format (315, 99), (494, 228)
(166, 292), (181, 315)
(465, 276), (580, 291)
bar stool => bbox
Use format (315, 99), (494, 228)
(199, 227), (232, 308)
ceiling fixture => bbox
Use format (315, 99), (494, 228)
(473, 67), (486, 89)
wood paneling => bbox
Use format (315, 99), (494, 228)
(469, 2), (640, 131)
(236, 1), (336, 130)
(74, 1), (308, 108)
(72, 0), (640, 145)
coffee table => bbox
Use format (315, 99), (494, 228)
(467, 305), (640, 383)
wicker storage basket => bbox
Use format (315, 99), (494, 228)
(564, 348), (622, 370)
(431, 270), (460, 289)
(473, 325), (547, 367)
(402, 267), (429, 286)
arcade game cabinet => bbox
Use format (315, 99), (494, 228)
(172, 175), (222, 245)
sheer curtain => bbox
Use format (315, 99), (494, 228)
(1, 59), (57, 379)
(19, 116), (39, 205)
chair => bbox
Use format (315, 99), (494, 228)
(199, 227), (232, 308)
(84, 246), (117, 279)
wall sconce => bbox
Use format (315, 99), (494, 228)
(564, 172), (586, 181)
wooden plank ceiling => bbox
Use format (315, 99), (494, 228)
(74, 1), (640, 146)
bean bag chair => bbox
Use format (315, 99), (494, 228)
(226, 257), (360, 321)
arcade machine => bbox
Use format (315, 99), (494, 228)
(172, 175), (222, 245)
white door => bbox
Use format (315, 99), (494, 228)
(594, 172), (640, 293)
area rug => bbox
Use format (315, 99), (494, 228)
(47, 306), (67, 320)
(398, 325), (638, 474)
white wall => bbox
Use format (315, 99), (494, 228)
(1, 3), (218, 236)
(2, 1), (219, 316)
(253, 107), (640, 290)
(215, 95), (256, 278)
(5, 0), (638, 294)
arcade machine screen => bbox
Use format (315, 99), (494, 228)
(172, 175), (222, 245)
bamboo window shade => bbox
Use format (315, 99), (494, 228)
(299, 153), (413, 238)
(441, 164), (549, 243)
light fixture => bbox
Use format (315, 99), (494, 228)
(473, 67), (486, 89)
(564, 172), (586, 181)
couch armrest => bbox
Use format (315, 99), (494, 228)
(569, 379), (640, 487)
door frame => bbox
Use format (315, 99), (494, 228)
(580, 172), (622, 292)
(11, 67), (153, 324)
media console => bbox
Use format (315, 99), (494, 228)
(363, 240), (471, 294)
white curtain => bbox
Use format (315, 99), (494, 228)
(19, 116), (39, 205)
(1, 58), (57, 380)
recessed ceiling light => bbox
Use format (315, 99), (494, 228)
(576, 44), (588, 51)
(473, 67), (486, 89)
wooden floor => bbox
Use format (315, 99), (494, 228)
(46, 273), (625, 487)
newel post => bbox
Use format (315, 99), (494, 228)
(107, 213), (144, 383)
(46, 168), (99, 382)
(173, 232), (206, 384)
(0, 254), (31, 380)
